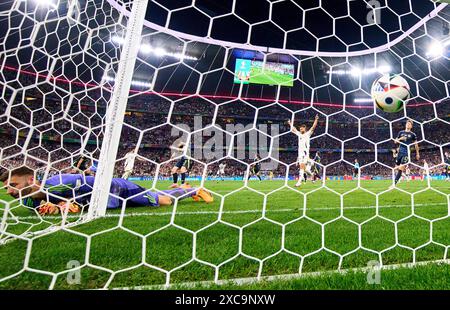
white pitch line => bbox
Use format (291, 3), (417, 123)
(113, 259), (450, 290)
(7, 202), (448, 221)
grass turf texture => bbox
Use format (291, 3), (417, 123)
(249, 66), (294, 86)
(0, 179), (449, 289)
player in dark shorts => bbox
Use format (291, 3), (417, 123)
(312, 152), (321, 183)
(394, 120), (420, 185)
(170, 142), (192, 188)
(248, 154), (262, 181)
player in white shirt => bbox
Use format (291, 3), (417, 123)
(216, 163), (226, 182)
(422, 159), (430, 182)
(122, 148), (139, 180)
(404, 165), (411, 182)
(288, 114), (319, 187)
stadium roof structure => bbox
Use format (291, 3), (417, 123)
(1, 1), (449, 105)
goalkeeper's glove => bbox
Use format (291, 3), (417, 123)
(37, 202), (60, 215)
(38, 201), (81, 215)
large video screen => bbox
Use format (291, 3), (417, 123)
(233, 58), (295, 87)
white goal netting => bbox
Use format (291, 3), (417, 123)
(0, 0), (449, 289)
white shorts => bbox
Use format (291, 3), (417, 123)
(297, 152), (309, 165)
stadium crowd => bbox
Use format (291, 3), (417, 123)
(1, 78), (449, 180)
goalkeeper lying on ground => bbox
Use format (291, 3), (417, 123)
(0, 167), (213, 215)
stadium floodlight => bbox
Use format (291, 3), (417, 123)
(354, 98), (374, 103)
(426, 39), (450, 57)
(329, 65), (391, 76)
(426, 41), (445, 57)
(110, 35), (198, 60)
(33, 0), (58, 9)
(140, 44), (152, 54)
(103, 75), (152, 88)
(111, 35), (125, 45)
(153, 47), (166, 57)
(350, 67), (363, 76)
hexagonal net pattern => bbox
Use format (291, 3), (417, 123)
(0, 0), (449, 289)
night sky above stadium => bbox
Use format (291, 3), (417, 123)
(143, 0), (439, 51)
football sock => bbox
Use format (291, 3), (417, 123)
(172, 173), (178, 184)
(181, 173), (186, 184)
(395, 170), (402, 184)
(299, 169), (305, 181)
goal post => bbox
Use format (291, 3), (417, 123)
(87, 0), (149, 220)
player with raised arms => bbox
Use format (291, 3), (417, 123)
(288, 115), (319, 187)
(0, 166), (213, 215)
(170, 142), (192, 188)
(216, 162), (226, 182)
(393, 119), (420, 185)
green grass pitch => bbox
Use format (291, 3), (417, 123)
(1, 179), (450, 289)
(250, 66), (294, 86)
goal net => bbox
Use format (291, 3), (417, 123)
(0, 0), (449, 289)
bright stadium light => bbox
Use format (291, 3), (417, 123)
(110, 36), (198, 61)
(33, 0), (58, 9)
(153, 47), (166, 57)
(354, 98), (374, 103)
(350, 67), (362, 76)
(328, 65), (391, 76)
(102, 75), (152, 88)
(140, 44), (152, 54)
(426, 39), (450, 58)
(111, 35), (125, 45)
(426, 41), (444, 57)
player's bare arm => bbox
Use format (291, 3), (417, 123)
(415, 142), (420, 161)
(287, 119), (299, 134)
(309, 114), (319, 134)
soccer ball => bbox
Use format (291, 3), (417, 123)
(371, 74), (410, 113)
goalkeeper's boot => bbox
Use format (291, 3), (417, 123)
(180, 183), (201, 201)
(180, 183), (191, 189)
(196, 188), (214, 203)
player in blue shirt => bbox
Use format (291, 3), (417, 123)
(444, 152), (450, 181)
(353, 159), (360, 178)
(0, 166), (213, 214)
(248, 154), (262, 181)
(394, 120), (420, 185)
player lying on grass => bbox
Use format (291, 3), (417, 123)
(393, 119), (420, 185)
(0, 167), (213, 215)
